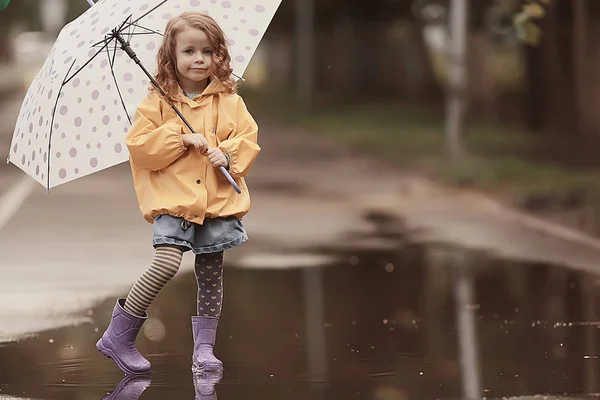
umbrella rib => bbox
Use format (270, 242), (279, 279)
(126, 15), (135, 43)
(64, 38), (114, 85)
(100, 36), (133, 125)
(102, 37), (118, 74)
(131, 0), (168, 25)
(89, 16), (131, 48)
(47, 60), (77, 189)
(109, 69), (133, 126)
(125, 16), (138, 45)
(121, 22), (163, 36)
(90, 36), (112, 48)
(125, 31), (161, 36)
(116, 15), (132, 34)
(110, 33), (118, 67)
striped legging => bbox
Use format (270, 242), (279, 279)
(123, 245), (224, 318)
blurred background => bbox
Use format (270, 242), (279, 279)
(4, 1), (600, 400)
(2, 0), (599, 232)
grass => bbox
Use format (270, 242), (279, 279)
(243, 88), (600, 211)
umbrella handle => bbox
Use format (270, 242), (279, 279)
(218, 166), (242, 194)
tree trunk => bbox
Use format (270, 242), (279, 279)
(410, 23), (444, 104)
(573, 0), (590, 137)
(524, 0), (578, 164)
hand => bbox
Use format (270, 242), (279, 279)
(207, 148), (229, 168)
(182, 134), (209, 155)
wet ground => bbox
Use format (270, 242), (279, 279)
(5, 63), (600, 400)
(2, 239), (600, 400)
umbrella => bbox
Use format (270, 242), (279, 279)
(7, 0), (281, 191)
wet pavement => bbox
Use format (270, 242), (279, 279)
(5, 62), (600, 400)
(2, 241), (600, 400)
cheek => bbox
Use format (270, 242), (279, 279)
(175, 56), (183, 68)
(177, 58), (191, 71)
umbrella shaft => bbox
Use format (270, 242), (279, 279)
(113, 31), (194, 133)
(112, 30), (238, 193)
(114, 30), (140, 64)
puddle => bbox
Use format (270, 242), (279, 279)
(234, 253), (337, 269)
(1, 242), (600, 399)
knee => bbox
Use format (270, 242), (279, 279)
(153, 246), (184, 277)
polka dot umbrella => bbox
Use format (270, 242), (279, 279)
(8, 0), (281, 190)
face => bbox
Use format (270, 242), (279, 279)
(174, 27), (214, 92)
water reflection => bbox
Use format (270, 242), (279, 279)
(104, 375), (151, 400)
(0, 242), (600, 399)
(193, 372), (221, 400)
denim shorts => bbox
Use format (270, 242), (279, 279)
(152, 214), (248, 254)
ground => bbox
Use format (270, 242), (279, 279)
(3, 63), (600, 344)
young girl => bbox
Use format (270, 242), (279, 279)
(96, 12), (260, 375)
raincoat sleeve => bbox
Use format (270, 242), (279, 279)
(125, 92), (186, 171)
(218, 97), (260, 178)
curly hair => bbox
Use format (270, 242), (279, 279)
(153, 12), (237, 100)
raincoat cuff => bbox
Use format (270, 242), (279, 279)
(218, 145), (235, 171)
(164, 122), (186, 152)
(224, 151), (231, 170)
(176, 133), (186, 153)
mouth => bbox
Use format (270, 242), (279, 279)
(190, 68), (207, 73)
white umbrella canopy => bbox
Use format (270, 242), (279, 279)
(8, 0), (281, 189)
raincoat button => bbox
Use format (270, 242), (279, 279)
(194, 213), (199, 218)
(196, 179), (201, 184)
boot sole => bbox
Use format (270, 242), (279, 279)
(96, 338), (151, 375)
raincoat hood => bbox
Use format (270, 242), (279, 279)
(173, 77), (229, 104)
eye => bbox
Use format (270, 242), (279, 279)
(204, 49), (213, 55)
(184, 49), (194, 54)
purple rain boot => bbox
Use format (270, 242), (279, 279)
(102, 374), (152, 400)
(96, 298), (151, 375)
(192, 316), (223, 373)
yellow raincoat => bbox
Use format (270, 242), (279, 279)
(125, 79), (260, 225)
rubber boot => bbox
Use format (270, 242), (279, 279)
(96, 298), (151, 374)
(102, 375), (152, 400)
(193, 371), (221, 400)
(192, 316), (223, 372)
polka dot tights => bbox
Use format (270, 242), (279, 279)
(194, 252), (224, 318)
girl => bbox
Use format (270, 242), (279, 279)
(96, 12), (260, 375)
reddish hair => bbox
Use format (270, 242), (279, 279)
(153, 12), (236, 100)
